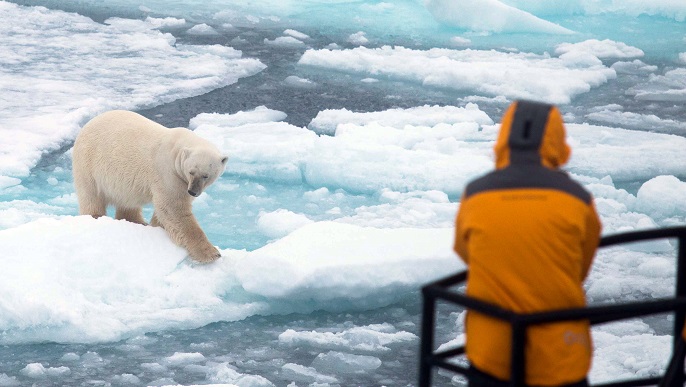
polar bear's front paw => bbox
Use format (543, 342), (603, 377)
(190, 244), (222, 264)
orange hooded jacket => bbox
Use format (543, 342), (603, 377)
(454, 100), (601, 385)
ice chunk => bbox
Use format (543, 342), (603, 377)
(347, 31), (369, 45)
(146, 16), (187, 29)
(586, 277), (624, 302)
(206, 363), (275, 386)
(311, 351), (381, 374)
(81, 351), (104, 367)
(104, 17), (171, 33)
(142, 363), (169, 373)
(586, 246), (675, 304)
(635, 175), (686, 221)
(585, 109), (686, 133)
(187, 23), (219, 35)
(164, 352), (206, 367)
(590, 328), (670, 383)
(20, 363), (70, 378)
(20, 363), (45, 379)
(149, 378), (177, 386)
(194, 120), (318, 184)
(48, 366), (72, 377)
(425, 0), (574, 34)
(264, 36), (306, 48)
(565, 124), (686, 182)
(112, 374), (141, 384)
(284, 29), (310, 40)
(189, 107), (287, 129)
(336, 189), (456, 229)
(301, 126), (491, 195)
(283, 75), (316, 88)
(60, 353), (80, 362)
(578, 179), (637, 210)
(450, 36), (472, 47)
(628, 68), (686, 102)
(611, 60), (658, 75)
(280, 363), (338, 384)
(555, 39), (644, 59)
(257, 209), (313, 239)
(278, 323), (417, 353)
(298, 46), (615, 104)
(235, 221), (460, 300)
(308, 104), (493, 136)
(0, 373), (20, 386)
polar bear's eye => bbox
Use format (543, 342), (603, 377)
(202, 175), (209, 179)
(189, 171), (195, 176)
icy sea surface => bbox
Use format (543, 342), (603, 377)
(1, 0), (686, 386)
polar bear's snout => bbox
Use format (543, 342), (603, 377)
(187, 177), (204, 197)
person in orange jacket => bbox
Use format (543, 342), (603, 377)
(454, 100), (601, 386)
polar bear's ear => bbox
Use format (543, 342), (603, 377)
(221, 156), (228, 165)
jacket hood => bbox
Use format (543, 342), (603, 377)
(493, 100), (571, 169)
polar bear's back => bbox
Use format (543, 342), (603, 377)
(75, 110), (166, 148)
(73, 110), (168, 207)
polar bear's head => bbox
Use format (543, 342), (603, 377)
(183, 148), (228, 198)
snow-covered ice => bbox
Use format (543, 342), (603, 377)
(0, 1), (265, 179)
(298, 45), (617, 104)
(0, 216), (460, 344)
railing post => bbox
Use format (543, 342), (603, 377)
(511, 320), (526, 387)
(670, 233), (686, 386)
(419, 287), (437, 387)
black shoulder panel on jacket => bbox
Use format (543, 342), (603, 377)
(464, 165), (592, 204)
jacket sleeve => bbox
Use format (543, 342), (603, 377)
(454, 199), (470, 264)
(580, 200), (601, 280)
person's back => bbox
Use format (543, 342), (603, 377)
(454, 100), (601, 386)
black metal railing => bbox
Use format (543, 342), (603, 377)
(419, 226), (686, 387)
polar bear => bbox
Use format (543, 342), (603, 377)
(72, 110), (228, 263)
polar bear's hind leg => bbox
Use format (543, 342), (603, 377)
(115, 207), (147, 225)
(74, 174), (107, 218)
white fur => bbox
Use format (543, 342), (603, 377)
(72, 110), (228, 263)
